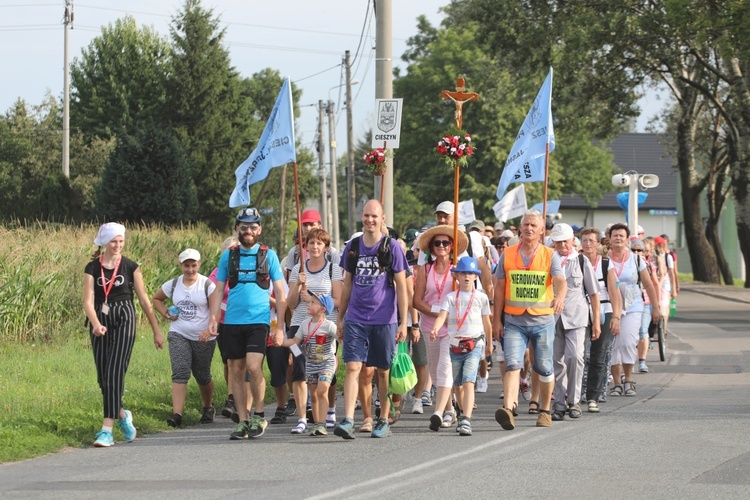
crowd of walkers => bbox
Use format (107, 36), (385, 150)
(82, 203), (679, 446)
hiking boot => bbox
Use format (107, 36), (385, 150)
(220, 399), (235, 418)
(230, 421), (251, 440)
(200, 406), (215, 424)
(93, 430), (115, 447)
(118, 409), (137, 442)
(638, 361), (649, 373)
(371, 418), (391, 438)
(166, 413), (183, 428)
(247, 415), (267, 438)
(536, 411), (552, 427)
(270, 407), (287, 424)
(284, 398), (298, 416)
(495, 407), (515, 430)
(333, 418), (356, 440)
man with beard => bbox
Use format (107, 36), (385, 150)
(209, 207), (287, 440)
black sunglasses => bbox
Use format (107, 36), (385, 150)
(432, 239), (451, 248)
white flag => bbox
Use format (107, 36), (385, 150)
(457, 199), (476, 226)
(492, 185), (527, 222)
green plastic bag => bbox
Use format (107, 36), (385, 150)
(389, 341), (417, 396)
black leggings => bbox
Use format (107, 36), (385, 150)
(91, 300), (137, 419)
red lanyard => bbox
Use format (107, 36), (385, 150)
(592, 255), (601, 273)
(609, 250), (629, 278)
(432, 264), (450, 300)
(559, 252), (571, 268)
(304, 317), (325, 344)
(454, 289), (475, 334)
(515, 244), (539, 270)
(99, 256), (122, 304)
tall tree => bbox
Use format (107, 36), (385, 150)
(98, 121), (197, 224)
(392, 17), (618, 223)
(167, 0), (252, 228)
(70, 16), (171, 139)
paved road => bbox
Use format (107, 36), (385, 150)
(2, 283), (749, 499)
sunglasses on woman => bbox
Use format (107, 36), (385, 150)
(432, 239), (451, 248)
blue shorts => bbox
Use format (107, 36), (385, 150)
(450, 339), (485, 386)
(503, 321), (554, 377)
(639, 304), (652, 340)
(343, 322), (397, 369)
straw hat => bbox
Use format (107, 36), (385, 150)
(417, 224), (469, 254)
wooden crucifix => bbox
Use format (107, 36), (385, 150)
(441, 77), (478, 130)
(441, 77), (479, 267)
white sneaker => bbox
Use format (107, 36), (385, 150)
(476, 376), (488, 393)
(411, 398), (424, 414)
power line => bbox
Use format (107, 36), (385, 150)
(292, 63), (342, 84)
(350, 0), (372, 68)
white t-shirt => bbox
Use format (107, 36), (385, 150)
(162, 275), (216, 341)
(611, 252), (646, 314)
(441, 289), (491, 339)
(289, 260), (342, 326)
(590, 255), (613, 315)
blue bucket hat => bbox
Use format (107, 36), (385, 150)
(451, 256), (482, 275)
(308, 292), (334, 315)
(236, 207), (261, 224)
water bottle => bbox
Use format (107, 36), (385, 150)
(168, 305), (180, 318)
(669, 298), (677, 318)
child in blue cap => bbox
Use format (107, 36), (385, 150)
(281, 292), (337, 436)
(430, 256), (492, 436)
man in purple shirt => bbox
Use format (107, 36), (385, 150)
(333, 199), (409, 439)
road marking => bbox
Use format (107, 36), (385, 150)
(307, 427), (569, 499)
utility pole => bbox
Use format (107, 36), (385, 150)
(317, 100), (329, 231)
(345, 50), (357, 237)
(375, 0), (393, 224)
(62, 0), (73, 178)
(326, 101), (341, 249)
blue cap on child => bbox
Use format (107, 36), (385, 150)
(308, 292), (334, 315)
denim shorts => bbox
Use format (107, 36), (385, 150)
(342, 321), (397, 369)
(639, 304), (652, 340)
(503, 321), (555, 377)
(450, 339), (485, 386)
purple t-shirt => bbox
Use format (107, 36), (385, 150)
(341, 235), (408, 325)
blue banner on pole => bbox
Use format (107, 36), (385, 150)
(496, 68), (555, 200)
(229, 77), (296, 208)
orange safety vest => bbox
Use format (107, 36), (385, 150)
(503, 244), (554, 316)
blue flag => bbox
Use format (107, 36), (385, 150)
(530, 200), (561, 214)
(229, 77), (296, 208)
(496, 68), (555, 200)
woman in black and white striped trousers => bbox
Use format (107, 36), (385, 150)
(83, 222), (164, 448)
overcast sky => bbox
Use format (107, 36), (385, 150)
(1, 0), (666, 153)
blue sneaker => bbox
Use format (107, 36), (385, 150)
(333, 418), (356, 440)
(118, 410), (136, 442)
(371, 418), (391, 438)
(93, 430), (115, 447)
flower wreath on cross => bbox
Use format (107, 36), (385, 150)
(363, 148), (392, 175)
(435, 129), (475, 168)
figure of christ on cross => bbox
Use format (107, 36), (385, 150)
(441, 77), (479, 129)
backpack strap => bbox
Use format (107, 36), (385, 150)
(169, 277), (178, 298)
(600, 256), (610, 295)
(228, 245), (240, 289)
(378, 236), (394, 288)
(578, 253), (587, 296)
(256, 245), (270, 290)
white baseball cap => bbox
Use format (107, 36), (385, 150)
(434, 201), (455, 215)
(551, 223), (574, 242)
(179, 248), (201, 263)
(637, 225), (645, 234)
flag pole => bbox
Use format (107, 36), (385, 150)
(292, 162), (306, 286)
(541, 142), (550, 241)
